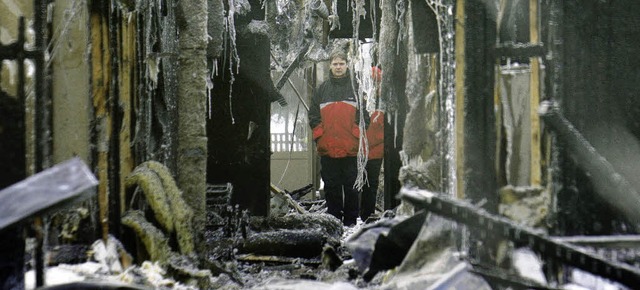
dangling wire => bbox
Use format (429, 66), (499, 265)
(225, 0), (240, 124)
(277, 102), (301, 187)
(349, 0), (369, 192)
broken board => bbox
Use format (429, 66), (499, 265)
(0, 157), (98, 231)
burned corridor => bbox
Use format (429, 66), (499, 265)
(2, 0), (640, 289)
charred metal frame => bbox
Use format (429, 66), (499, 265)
(0, 0), (52, 173)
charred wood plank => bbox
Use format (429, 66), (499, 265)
(0, 158), (98, 231)
(0, 158), (97, 289)
(399, 187), (640, 289)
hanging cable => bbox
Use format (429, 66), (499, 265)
(277, 102), (301, 187)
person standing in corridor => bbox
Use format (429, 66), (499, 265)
(309, 50), (369, 226)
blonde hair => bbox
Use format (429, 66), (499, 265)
(329, 50), (348, 62)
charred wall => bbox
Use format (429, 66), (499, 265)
(462, 1), (498, 211)
(554, 0), (640, 235)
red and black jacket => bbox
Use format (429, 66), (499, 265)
(309, 73), (369, 158)
(366, 110), (384, 160)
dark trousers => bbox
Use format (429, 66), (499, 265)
(361, 158), (382, 221)
(320, 156), (359, 225)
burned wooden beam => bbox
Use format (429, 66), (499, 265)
(399, 187), (640, 289)
(0, 157), (98, 231)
